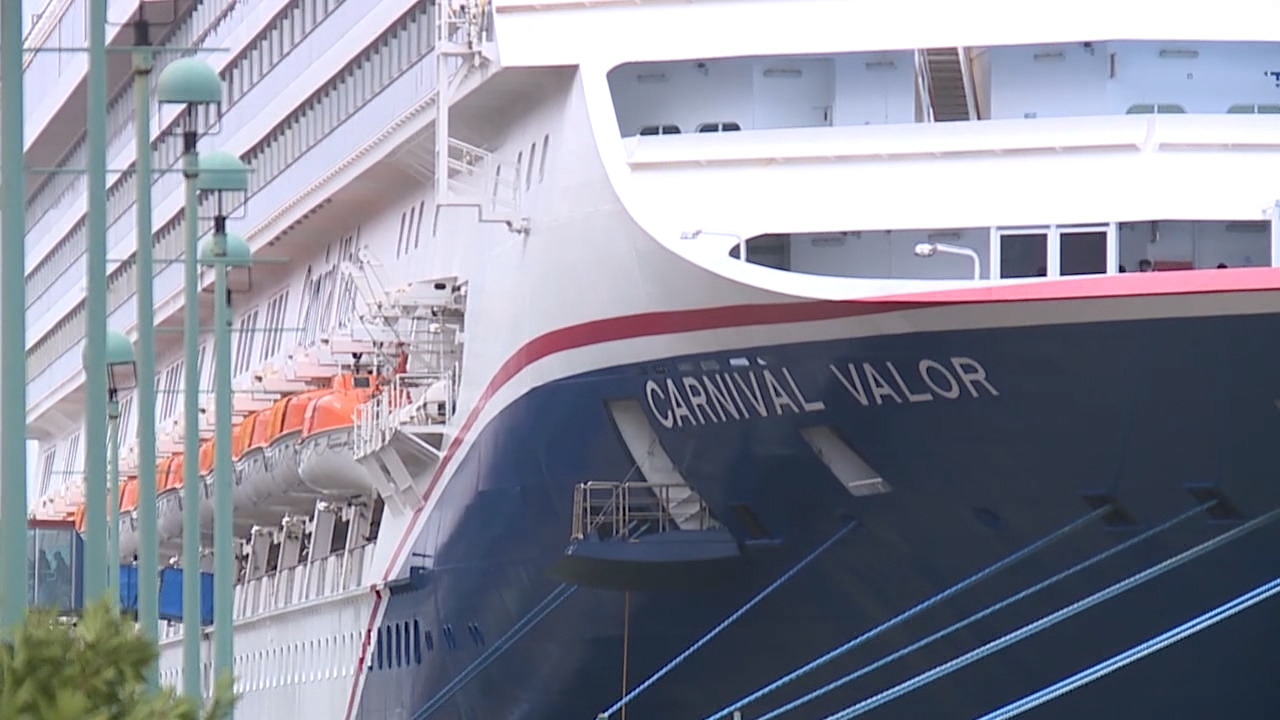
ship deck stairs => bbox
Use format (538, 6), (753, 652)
(917, 47), (978, 122)
(549, 480), (741, 592)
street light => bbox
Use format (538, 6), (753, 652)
(134, 0), (180, 689)
(196, 150), (250, 703)
(83, 0), (111, 612)
(0, 0), (28, 634)
(681, 229), (747, 263)
(106, 330), (139, 394)
(913, 242), (983, 281)
(156, 55), (223, 705)
(104, 330), (136, 611)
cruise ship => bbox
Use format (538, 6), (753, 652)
(22, 0), (1280, 717)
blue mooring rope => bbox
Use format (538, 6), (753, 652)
(413, 583), (577, 719)
(821, 505), (1280, 720)
(704, 505), (1111, 720)
(976, 573), (1280, 720)
(754, 501), (1213, 720)
(597, 518), (858, 720)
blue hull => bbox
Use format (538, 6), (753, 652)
(357, 311), (1280, 719)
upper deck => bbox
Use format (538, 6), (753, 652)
(586, 37), (1280, 289)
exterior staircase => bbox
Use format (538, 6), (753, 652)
(919, 48), (977, 122)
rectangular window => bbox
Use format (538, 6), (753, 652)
(234, 308), (261, 377)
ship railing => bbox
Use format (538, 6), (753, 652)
(570, 481), (718, 542)
(157, 543), (376, 640)
(231, 542), (377, 622)
(914, 49), (935, 123)
(353, 370), (456, 457)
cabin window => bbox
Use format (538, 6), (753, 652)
(1124, 103), (1187, 114)
(1059, 229), (1108, 276)
(998, 232), (1049, 278)
(539, 134), (551, 182)
(638, 124), (681, 136)
(1227, 104), (1280, 114)
(526, 142), (537, 190)
(696, 121), (742, 133)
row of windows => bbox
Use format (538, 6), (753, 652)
(26, 1), (434, 384)
(153, 614), (492, 695)
(24, 0), (350, 366)
(368, 618), (486, 672)
(394, 201), (427, 259)
(37, 383), (138, 497)
(24, 0), (246, 305)
(158, 631), (362, 693)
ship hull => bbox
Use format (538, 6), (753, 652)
(355, 300), (1280, 719)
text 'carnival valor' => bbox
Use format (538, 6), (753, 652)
(644, 356), (1000, 429)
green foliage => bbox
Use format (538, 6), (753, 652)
(0, 600), (235, 720)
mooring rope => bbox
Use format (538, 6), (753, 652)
(413, 582), (577, 719)
(976, 574), (1280, 719)
(597, 518), (857, 720)
(821, 506), (1280, 720)
(706, 505), (1111, 720)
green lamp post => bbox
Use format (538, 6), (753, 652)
(197, 151), (251, 709)
(0, 0), (28, 635)
(83, 0), (110, 613)
(103, 330), (138, 612)
(156, 56), (224, 705)
(133, 0), (181, 689)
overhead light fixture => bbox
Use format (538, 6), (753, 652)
(864, 60), (896, 71)
(1159, 49), (1199, 59)
(762, 68), (803, 79)
(914, 242), (982, 280)
(636, 72), (668, 84)
(1033, 52), (1066, 62)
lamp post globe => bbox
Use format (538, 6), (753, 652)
(155, 58), (223, 105)
(197, 151), (250, 194)
(201, 232), (254, 293)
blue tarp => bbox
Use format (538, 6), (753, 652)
(119, 565), (214, 626)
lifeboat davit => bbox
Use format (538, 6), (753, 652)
(297, 373), (378, 496)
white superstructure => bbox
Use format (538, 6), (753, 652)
(20, 0), (1280, 716)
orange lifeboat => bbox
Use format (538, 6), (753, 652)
(156, 453), (185, 548)
(119, 477), (139, 513)
(233, 411), (260, 462)
(250, 409), (274, 450)
(296, 373), (378, 495)
(116, 476), (141, 561)
(197, 439), (217, 525)
(198, 440), (215, 477)
(73, 501), (86, 534)
(240, 386), (328, 513)
(115, 476), (139, 562)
